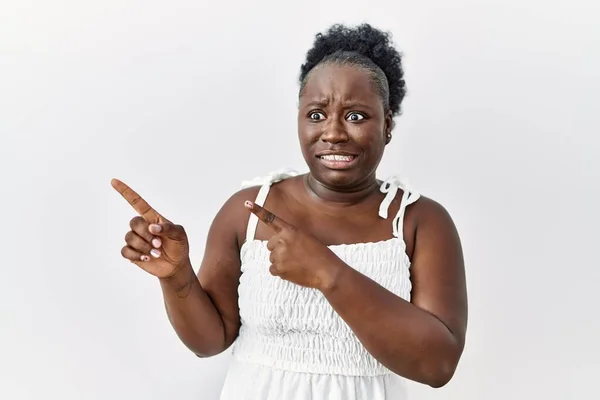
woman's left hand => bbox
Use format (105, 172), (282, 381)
(245, 200), (346, 290)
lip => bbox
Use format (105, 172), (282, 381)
(315, 152), (359, 170)
(315, 150), (358, 157)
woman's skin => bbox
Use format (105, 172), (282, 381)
(112, 63), (467, 388)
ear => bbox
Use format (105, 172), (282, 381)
(384, 111), (393, 145)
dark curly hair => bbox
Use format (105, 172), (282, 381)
(299, 23), (406, 118)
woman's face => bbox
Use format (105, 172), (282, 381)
(298, 63), (392, 189)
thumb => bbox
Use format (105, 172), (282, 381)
(149, 222), (187, 241)
(245, 200), (294, 234)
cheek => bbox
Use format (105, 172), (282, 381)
(298, 128), (318, 161)
(298, 122), (321, 144)
(349, 124), (385, 149)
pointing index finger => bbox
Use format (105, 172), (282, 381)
(111, 178), (161, 221)
(245, 201), (290, 233)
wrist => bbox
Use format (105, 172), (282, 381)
(159, 259), (195, 292)
(317, 259), (349, 294)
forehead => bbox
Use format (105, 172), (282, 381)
(300, 63), (380, 105)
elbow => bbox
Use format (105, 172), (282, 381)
(412, 340), (462, 388)
(422, 354), (460, 388)
(181, 322), (230, 359)
(195, 352), (215, 358)
(389, 350), (459, 388)
(182, 337), (226, 359)
(190, 340), (228, 358)
(192, 346), (224, 358)
(419, 331), (464, 388)
(427, 365), (455, 388)
(191, 332), (233, 358)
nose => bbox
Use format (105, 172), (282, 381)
(320, 118), (349, 144)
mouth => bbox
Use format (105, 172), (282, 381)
(316, 153), (358, 170)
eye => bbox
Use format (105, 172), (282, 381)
(309, 112), (326, 121)
(346, 112), (365, 122)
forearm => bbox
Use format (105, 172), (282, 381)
(159, 259), (225, 357)
(321, 262), (462, 387)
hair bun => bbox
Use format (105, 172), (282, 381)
(300, 23), (406, 116)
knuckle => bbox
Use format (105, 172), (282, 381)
(129, 194), (143, 208)
(264, 212), (276, 224)
(136, 239), (151, 252)
(129, 216), (145, 229)
(174, 224), (187, 238)
(124, 231), (134, 243)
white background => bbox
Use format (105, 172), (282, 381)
(2, 0), (599, 398)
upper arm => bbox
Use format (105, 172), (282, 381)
(409, 197), (468, 349)
(197, 186), (259, 350)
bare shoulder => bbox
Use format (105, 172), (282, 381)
(395, 193), (459, 259)
(212, 185), (263, 248)
(407, 194), (463, 268)
(410, 195), (458, 230)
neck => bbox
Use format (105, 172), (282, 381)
(303, 173), (380, 205)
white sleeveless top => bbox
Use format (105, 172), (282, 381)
(219, 168), (421, 400)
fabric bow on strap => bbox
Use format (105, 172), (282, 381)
(378, 176), (421, 238)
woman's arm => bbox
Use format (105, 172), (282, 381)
(160, 188), (256, 357)
(321, 197), (468, 388)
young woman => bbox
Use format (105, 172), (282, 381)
(112, 23), (468, 399)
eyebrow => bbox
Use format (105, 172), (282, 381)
(304, 99), (329, 108)
(303, 99), (375, 110)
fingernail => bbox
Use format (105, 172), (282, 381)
(150, 249), (161, 258)
(140, 255), (150, 262)
(149, 224), (162, 233)
(152, 238), (162, 248)
(244, 201), (253, 209)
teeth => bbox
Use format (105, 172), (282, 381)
(321, 155), (354, 161)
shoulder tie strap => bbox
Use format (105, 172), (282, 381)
(241, 168), (299, 242)
(378, 176), (421, 240)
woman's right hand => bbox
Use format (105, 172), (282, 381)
(111, 178), (190, 279)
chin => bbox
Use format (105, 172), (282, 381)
(309, 166), (363, 189)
